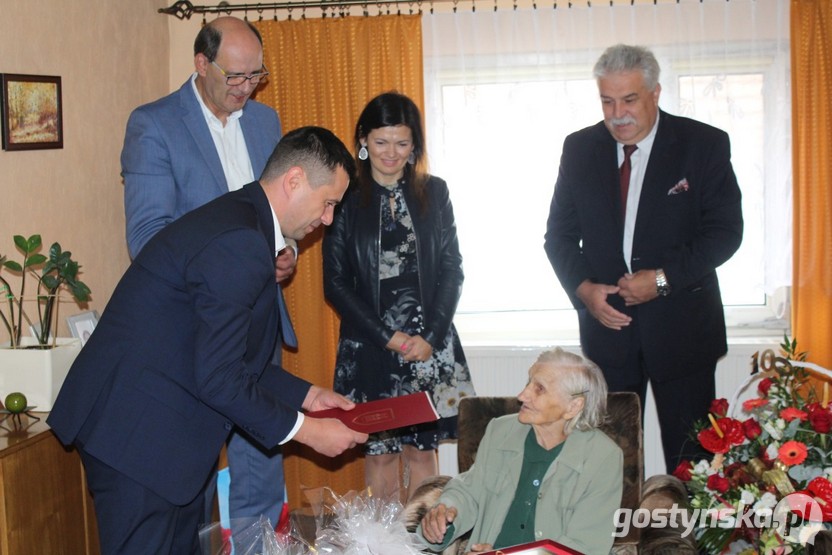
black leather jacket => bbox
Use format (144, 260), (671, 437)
(323, 175), (464, 350)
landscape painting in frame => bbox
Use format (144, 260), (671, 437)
(1, 74), (63, 151)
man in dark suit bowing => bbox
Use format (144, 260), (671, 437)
(48, 126), (368, 555)
(121, 16), (298, 530)
(544, 44), (743, 473)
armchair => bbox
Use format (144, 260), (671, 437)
(405, 393), (688, 554)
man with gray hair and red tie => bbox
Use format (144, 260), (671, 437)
(545, 43), (743, 473)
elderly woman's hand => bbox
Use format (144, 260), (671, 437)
(467, 544), (494, 554)
(421, 503), (458, 544)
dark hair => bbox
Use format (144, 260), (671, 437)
(193, 20), (263, 62)
(354, 92), (428, 211)
(261, 126), (355, 187)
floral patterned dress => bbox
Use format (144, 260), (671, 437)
(333, 181), (476, 455)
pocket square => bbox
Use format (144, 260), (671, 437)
(668, 178), (690, 195)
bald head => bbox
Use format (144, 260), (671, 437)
(194, 16), (262, 62)
(192, 16), (265, 122)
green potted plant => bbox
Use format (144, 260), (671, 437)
(1, 234), (91, 348)
(0, 234), (91, 410)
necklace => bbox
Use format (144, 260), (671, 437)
(378, 179), (404, 221)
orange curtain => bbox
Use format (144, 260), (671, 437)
(791, 0), (832, 369)
(252, 15), (424, 510)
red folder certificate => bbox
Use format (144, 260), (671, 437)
(479, 540), (584, 555)
(307, 391), (439, 434)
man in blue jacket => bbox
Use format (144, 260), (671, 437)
(49, 127), (368, 555)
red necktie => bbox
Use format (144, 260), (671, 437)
(620, 144), (638, 219)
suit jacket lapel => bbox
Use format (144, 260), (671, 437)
(240, 110), (268, 177)
(589, 123), (626, 235)
(179, 82), (228, 198)
(242, 181), (298, 348)
(634, 112), (678, 241)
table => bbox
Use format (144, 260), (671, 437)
(0, 413), (98, 554)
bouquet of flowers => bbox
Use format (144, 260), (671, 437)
(673, 337), (832, 554)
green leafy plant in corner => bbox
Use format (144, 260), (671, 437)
(0, 234), (91, 349)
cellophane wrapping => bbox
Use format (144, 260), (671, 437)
(199, 515), (312, 555)
(311, 488), (428, 555)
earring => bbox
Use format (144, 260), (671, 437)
(358, 145), (368, 161)
(407, 152), (415, 165)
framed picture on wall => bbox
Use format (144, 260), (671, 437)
(1, 73), (63, 151)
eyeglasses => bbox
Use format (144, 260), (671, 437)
(211, 60), (269, 86)
(570, 390), (589, 397)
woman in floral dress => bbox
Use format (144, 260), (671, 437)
(323, 92), (475, 501)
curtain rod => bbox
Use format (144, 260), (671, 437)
(159, 0), (458, 19)
(160, 0), (725, 19)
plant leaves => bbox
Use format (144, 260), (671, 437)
(48, 242), (64, 262)
(41, 275), (59, 291)
(3, 261), (22, 272)
(27, 235), (42, 252)
(3, 235), (91, 347)
(13, 235), (28, 252)
(24, 253), (47, 268)
(68, 280), (91, 302)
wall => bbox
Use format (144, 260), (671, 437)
(168, 17), (201, 89)
(0, 0), (170, 338)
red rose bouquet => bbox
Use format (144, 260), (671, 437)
(673, 337), (832, 554)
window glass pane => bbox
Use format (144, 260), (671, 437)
(423, 2), (791, 335)
(440, 70), (770, 315)
(678, 73), (766, 306)
(442, 78), (599, 313)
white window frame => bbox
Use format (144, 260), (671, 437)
(425, 46), (791, 346)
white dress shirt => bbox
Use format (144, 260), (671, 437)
(621, 114), (660, 273)
(191, 74), (254, 191)
(269, 206), (304, 442)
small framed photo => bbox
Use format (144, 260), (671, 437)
(66, 310), (100, 346)
(1, 73), (63, 151)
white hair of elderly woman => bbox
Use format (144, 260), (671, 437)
(534, 347), (608, 434)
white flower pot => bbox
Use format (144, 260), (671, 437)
(0, 338), (81, 411)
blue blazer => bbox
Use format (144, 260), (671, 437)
(48, 183), (309, 506)
(121, 78), (281, 258)
(544, 111), (743, 381)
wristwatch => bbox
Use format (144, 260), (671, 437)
(655, 268), (671, 297)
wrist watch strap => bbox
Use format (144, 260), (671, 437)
(656, 268), (671, 296)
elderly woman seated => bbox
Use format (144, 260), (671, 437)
(417, 348), (624, 554)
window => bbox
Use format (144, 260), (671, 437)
(423, 4), (791, 343)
